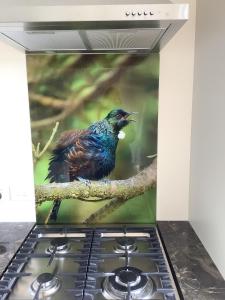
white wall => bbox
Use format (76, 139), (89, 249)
(0, 40), (36, 221)
(190, 0), (225, 279)
(157, 0), (196, 220)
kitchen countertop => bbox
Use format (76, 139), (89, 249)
(158, 221), (225, 300)
(0, 222), (224, 300)
(0, 223), (34, 274)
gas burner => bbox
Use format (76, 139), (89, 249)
(46, 237), (70, 254)
(0, 226), (179, 300)
(114, 237), (137, 253)
(102, 266), (154, 299)
(31, 273), (61, 297)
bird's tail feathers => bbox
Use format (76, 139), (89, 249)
(46, 150), (70, 183)
(46, 150), (69, 222)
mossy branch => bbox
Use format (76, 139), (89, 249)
(35, 159), (157, 205)
(84, 155), (158, 223)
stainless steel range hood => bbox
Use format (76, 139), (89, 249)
(0, 0), (189, 53)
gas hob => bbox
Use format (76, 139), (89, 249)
(0, 225), (180, 300)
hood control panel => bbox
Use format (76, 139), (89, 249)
(125, 11), (155, 17)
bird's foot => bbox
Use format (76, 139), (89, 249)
(77, 177), (91, 187)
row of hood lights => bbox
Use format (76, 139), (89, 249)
(125, 11), (154, 16)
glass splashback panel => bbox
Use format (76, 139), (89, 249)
(26, 53), (158, 224)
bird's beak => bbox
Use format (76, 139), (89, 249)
(125, 111), (138, 122)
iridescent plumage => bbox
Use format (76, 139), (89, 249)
(46, 109), (134, 220)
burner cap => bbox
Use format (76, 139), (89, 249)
(114, 237), (137, 253)
(47, 237), (70, 254)
(110, 267), (145, 291)
(37, 273), (54, 286)
(31, 273), (61, 296)
(102, 267), (154, 299)
(50, 237), (69, 248)
(116, 269), (140, 287)
(116, 237), (135, 248)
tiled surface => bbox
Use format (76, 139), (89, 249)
(0, 222), (225, 300)
(158, 221), (225, 300)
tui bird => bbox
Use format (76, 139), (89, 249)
(46, 109), (136, 221)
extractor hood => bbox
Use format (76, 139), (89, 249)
(0, 0), (189, 53)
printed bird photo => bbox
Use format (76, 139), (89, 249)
(27, 54), (158, 224)
(46, 109), (137, 221)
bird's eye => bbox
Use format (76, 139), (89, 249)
(116, 114), (122, 119)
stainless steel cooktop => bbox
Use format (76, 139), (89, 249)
(0, 225), (180, 300)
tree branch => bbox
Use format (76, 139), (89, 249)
(35, 159), (157, 205)
(30, 93), (67, 109)
(27, 54), (83, 84)
(32, 122), (59, 165)
(31, 55), (146, 130)
(84, 197), (127, 224)
(84, 155), (158, 223)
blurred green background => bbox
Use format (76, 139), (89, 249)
(26, 53), (159, 224)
